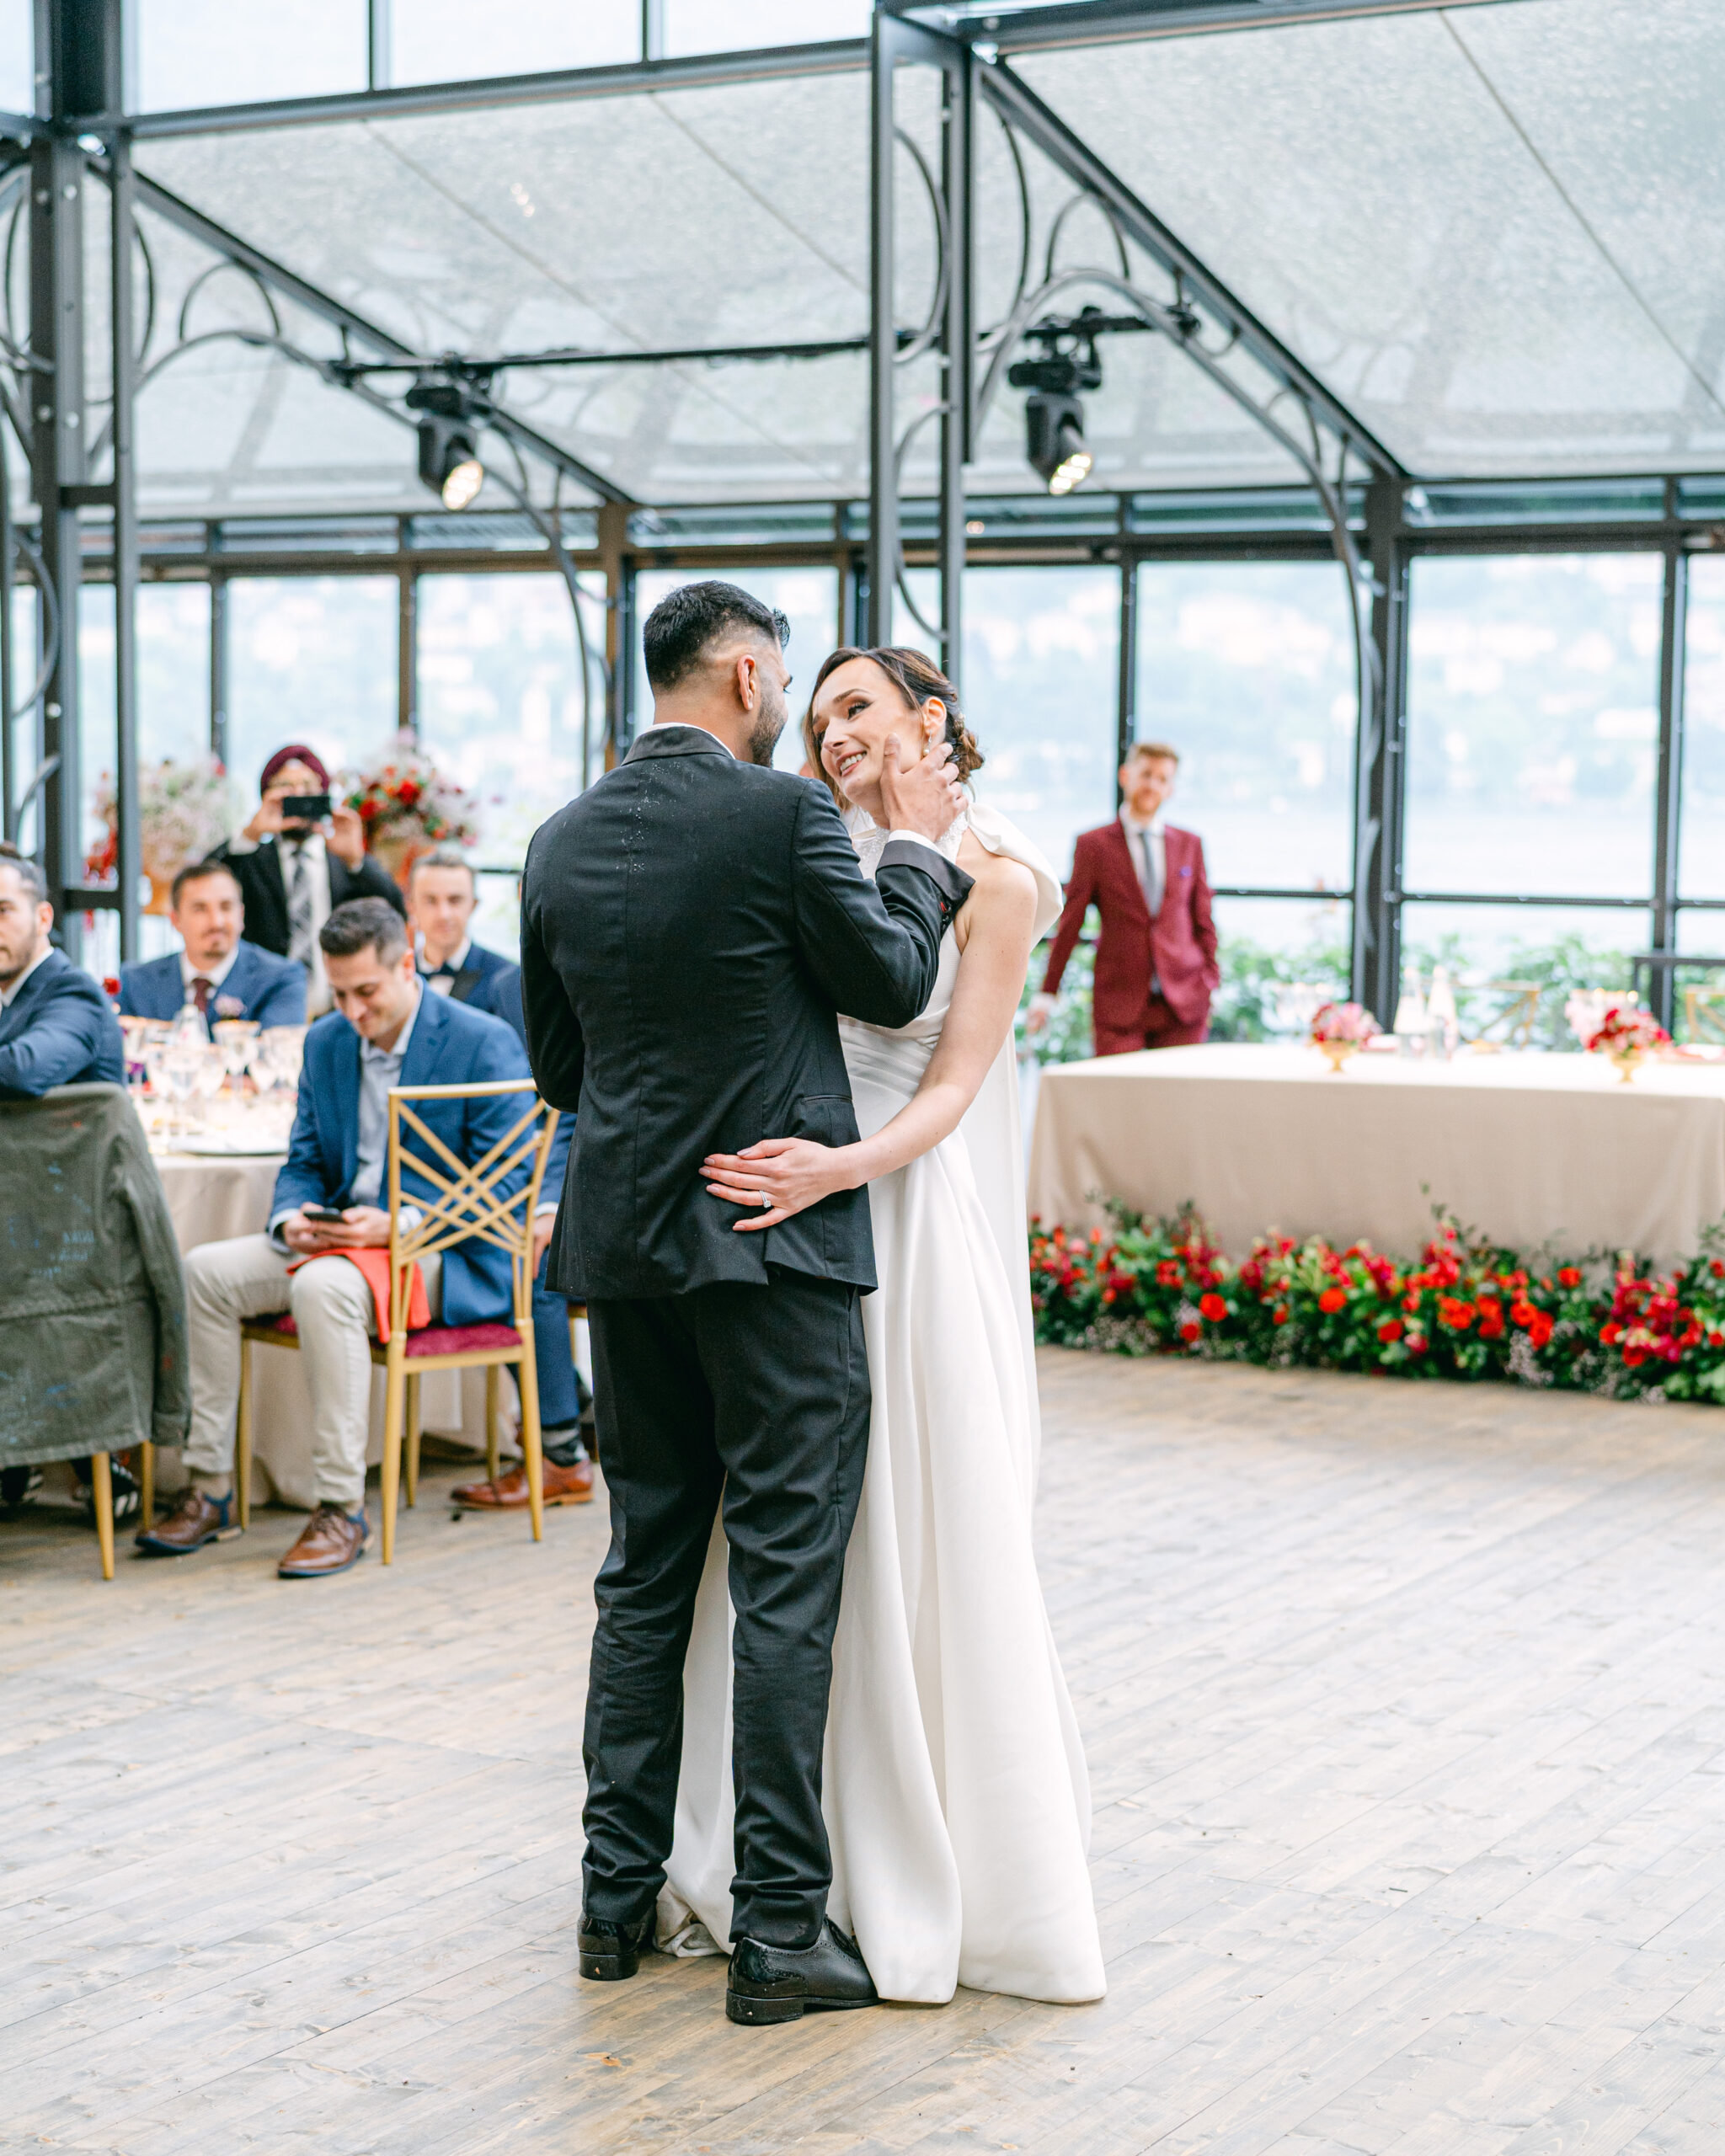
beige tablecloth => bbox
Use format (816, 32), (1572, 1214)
(155, 1150), (512, 1509)
(1027, 1044), (1725, 1267)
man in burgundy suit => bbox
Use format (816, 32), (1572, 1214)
(1029, 741), (1219, 1055)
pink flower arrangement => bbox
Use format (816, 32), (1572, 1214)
(1585, 1006), (1669, 1057)
(1309, 1001), (1381, 1046)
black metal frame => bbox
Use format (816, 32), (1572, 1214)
(8, 0), (1719, 1029)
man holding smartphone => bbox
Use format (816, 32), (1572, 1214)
(213, 744), (405, 1017)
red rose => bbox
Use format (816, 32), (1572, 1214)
(1478, 1315), (1504, 1341)
(1272, 1306), (1290, 1326)
(1623, 1344), (1648, 1368)
(1558, 1267), (1583, 1289)
(1599, 1322), (1621, 1345)
(1318, 1287), (1347, 1314)
(1179, 1321), (1201, 1344)
(1407, 1334), (1428, 1355)
(1712, 1260), (1725, 1279)
(1377, 1318), (1404, 1344)
(1199, 1293), (1227, 1323)
(103, 975), (120, 996)
(1156, 1261), (1182, 1288)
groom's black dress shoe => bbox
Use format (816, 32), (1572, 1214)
(725, 1919), (879, 2025)
(579, 1910), (656, 1982)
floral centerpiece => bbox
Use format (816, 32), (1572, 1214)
(338, 733), (478, 886)
(87, 758), (238, 913)
(1309, 1000), (1381, 1073)
(1585, 1004), (1669, 1082)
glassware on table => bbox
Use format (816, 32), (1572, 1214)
(190, 1043), (227, 1128)
(155, 1040), (203, 1137)
(258, 1023), (307, 1096)
(211, 1017), (261, 1095)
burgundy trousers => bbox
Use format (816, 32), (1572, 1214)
(1094, 995), (1209, 1056)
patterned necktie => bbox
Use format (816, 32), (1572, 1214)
(286, 843), (314, 965)
(191, 975), (213, 1016)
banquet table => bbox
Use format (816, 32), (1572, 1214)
(1026, 1043), (1725, 1268)
(153, 1143), (512, 1509)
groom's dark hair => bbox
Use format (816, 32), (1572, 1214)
(643, 579), (790, 694)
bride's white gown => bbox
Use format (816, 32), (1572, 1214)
(655, 803), (1106, 2004)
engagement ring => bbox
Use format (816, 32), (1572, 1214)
(755, 1191), (771, 1208)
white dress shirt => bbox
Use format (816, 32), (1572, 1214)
(0, 943), (50, 1010)
(179, 942), (241, 998)
(420, 935), (472, 994)
(226, 828), (333, 1015)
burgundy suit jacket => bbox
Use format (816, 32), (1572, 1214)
(1042, 819), (1220, 1033)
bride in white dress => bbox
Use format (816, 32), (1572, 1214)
(659, 645), (1106, 2007)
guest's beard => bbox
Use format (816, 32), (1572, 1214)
(745, 676), (789, 767)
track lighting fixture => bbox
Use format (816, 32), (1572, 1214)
(406, 375), (486, 510)
(1008, 316), (1104, 497)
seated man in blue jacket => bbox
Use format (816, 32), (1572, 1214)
(409, 846), (515, 1007)
(448, 958), (595, 1513)
(139, 897), (533, 1579)
(0, 844), (124, 1099)
(119, 860), (306, 1033)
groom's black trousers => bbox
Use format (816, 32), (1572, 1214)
(581, 1267), (870, 1949)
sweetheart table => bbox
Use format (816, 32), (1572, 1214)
(1026, 1043), (1725, 1268)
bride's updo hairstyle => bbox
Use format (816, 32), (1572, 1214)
(803, 645), (985, 807)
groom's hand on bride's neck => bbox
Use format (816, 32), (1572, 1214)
(879, 735), (964, 844)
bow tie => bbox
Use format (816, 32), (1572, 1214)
(426, 962), (458, 979)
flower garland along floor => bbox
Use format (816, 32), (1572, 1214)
(1029, 1204), (1725, 1403)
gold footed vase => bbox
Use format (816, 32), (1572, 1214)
(1319, 1039), (1359, 1075)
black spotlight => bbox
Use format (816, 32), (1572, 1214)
(1024, 390), (1092, 496)
(406, 375), (486, 510)
(1008, 326), (1103, 496)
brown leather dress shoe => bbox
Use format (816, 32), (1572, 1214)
(451, 1457), (593, 1509)
(136, 1486), (239, 1554)
(277, 1502), (369, 1578)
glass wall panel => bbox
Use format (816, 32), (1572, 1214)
(1398, 901), (1646, 1051)
(1403, 552), (1662, 900)
(1208, 894), (1352, 1043)
(1134, 560), (1355, 894)
(134, 0), (367, 111)
(633, 567), (839, 776)
(0, 0), (30, 113)
(663, 1), (873, 55)
(1680, 554), (1725, 900)
(391, 1), (637, 85)
(227, 577), (398, 802)
(418, 571), (601, 956)
(78, 582), (214, 883)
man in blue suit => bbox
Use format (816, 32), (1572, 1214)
(0, 845), (124, 1099)
(140, 897), (533, 1578)
(119, 861), (306, 1033)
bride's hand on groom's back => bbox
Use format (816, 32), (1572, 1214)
(702, 1136), (859, 1230)
(879, 734), (965, 845)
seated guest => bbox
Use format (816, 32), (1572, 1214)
(447, 957), (595, 1513)
(408, 846), (513, 1007)
(119, 861), (306, 1033)
(214, 745), (404, 1017)
(0, 843), (124, 1099)
(138, 897), (532, 1578)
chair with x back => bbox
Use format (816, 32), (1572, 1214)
(236, 1078), (558, 1563)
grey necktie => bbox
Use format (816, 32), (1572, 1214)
(286, 843), (314, 966)
(1136, 827), (1163, 918)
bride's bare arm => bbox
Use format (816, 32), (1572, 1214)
(704, 841), (1039, 1230)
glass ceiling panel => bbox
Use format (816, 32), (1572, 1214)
(134, 0), (368, 113)
(663, 1), (874, 54)
(390, 1), (637, 87)
(0, 0), (29, 114)
(1020, 0), (1725, 478)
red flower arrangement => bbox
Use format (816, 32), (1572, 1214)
(1028, 1200), (1725, 1405)
(1585, 1005), (1671, 1081)
(1309, 1001), (1381, 1045)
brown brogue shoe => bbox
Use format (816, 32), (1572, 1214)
(451, 1457), (593, 1510)
(136, 1486), (239, 1555)
(277, 1502), (369, 1578)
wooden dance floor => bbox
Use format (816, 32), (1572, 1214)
(8, 1353), (1725, 2152)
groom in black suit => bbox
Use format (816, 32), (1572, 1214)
(521, 581), (970, 2025)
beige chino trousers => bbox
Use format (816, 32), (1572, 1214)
(183, 1233), (441, 1514)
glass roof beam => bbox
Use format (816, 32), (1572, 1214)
(979, 53), (1404, 481)
(889, 0), (1516, 55)
(122, 39), (869, 138)
(129, 170), (633, 504)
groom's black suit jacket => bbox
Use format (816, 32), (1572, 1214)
(519, 724), (972, 1301)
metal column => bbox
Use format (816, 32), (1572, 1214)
(598, 497), (629, 767)
(209, 570), (229, 766)
(936, 43), (971, 692)
(109, 125), (141, 960)
(1651, 516), (1688, 1032)
(1352, 473), (1409, 1023)
(29, 128), (85, 948)
(866, 13), (899, 648)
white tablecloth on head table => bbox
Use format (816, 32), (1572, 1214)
(154, 1152), (517, 1510)
(1026, 1043), (1725, 1268)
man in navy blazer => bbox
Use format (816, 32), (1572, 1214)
(119, 861), (306, 1034)
(0, 846), (124, 1098)
(409, 846), (514, 1009)
(141, 897), (533, 1579)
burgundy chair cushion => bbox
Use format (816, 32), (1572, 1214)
(404, 1321), (521, 1357)
(251, 1312), (518, 1355)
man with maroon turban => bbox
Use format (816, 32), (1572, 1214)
(212, 745), (404, 1016)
